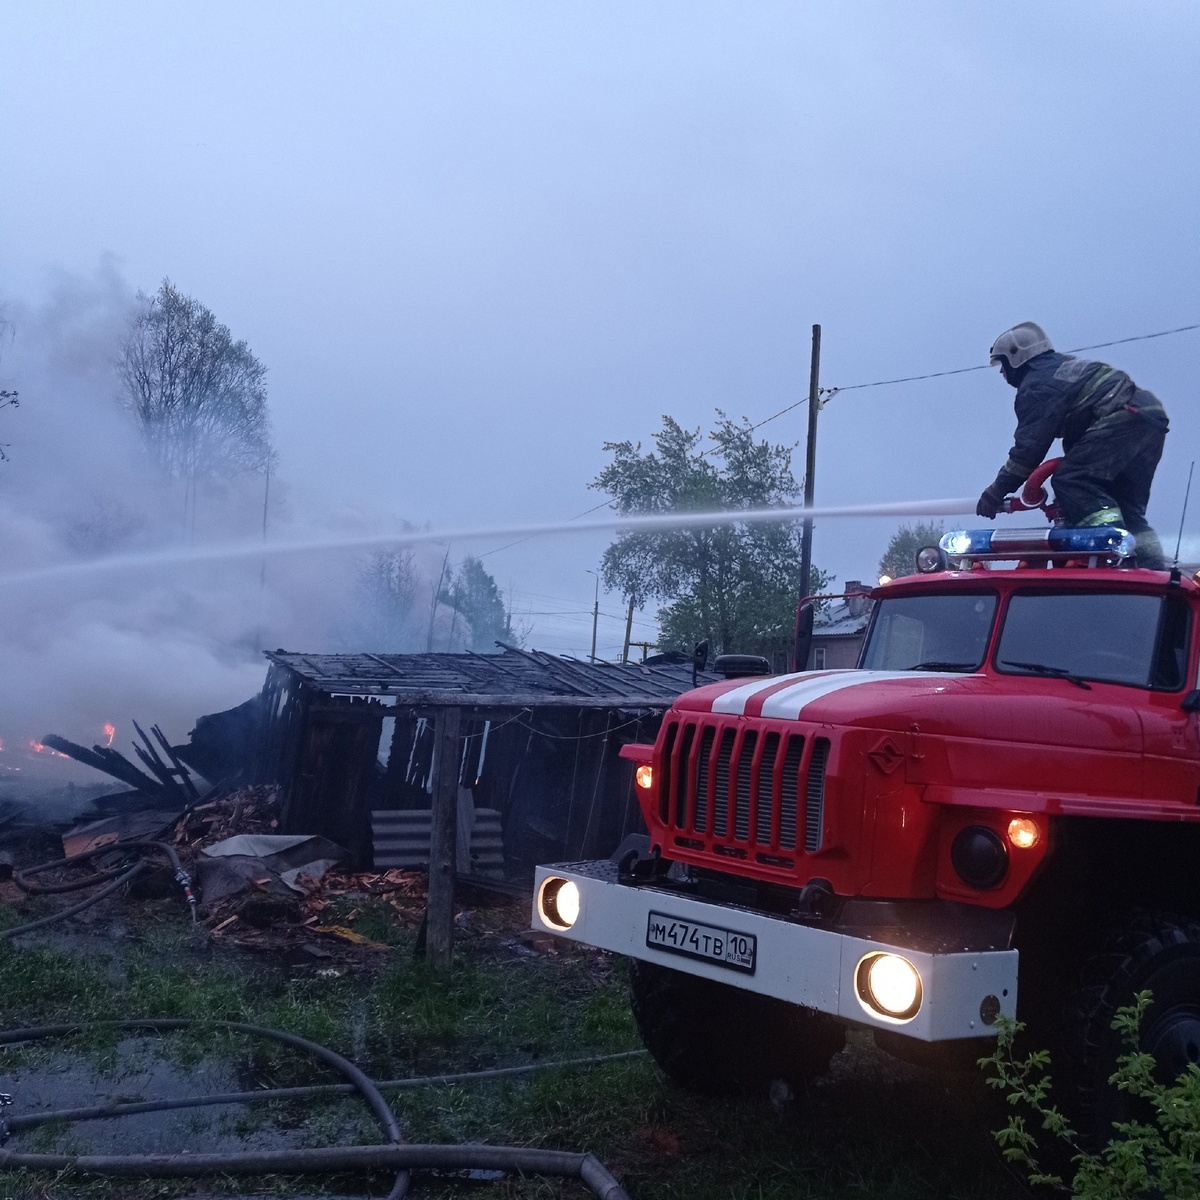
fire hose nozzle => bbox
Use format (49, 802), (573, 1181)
(174, 870), (199, 921)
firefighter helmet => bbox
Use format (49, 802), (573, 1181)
(989, 322), (1053, 369)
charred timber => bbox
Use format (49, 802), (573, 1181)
(40, 735), (161, 793)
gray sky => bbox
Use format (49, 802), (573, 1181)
(1, 1), (1198, 742)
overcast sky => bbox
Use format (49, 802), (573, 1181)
(1, 1), (1197, 712)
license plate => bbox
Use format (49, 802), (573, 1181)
(646, 911), (757, 974)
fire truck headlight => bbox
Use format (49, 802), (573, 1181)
(635, 765), (654, 790)
(857, 953), (922, 1020)
(538, 877), (580, 930)
(951, 825), (1009, 889)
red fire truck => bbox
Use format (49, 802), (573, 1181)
(532, 505), (1200, 1132)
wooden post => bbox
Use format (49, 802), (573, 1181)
(799, 323), (822, 600)
(426, 706), (462, 968)
(621, 598), (635, 664)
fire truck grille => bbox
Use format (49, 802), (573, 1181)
(660, 718), (830, 860)
(805, 738), (831, 852)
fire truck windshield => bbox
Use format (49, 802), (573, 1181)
(860, 592), (997, 672)
(996, 591), (1190, 690)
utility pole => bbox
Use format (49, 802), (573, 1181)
(621, 598), (635, 664)
(798, 324), (822, 600)
(587, 571), (600, 662)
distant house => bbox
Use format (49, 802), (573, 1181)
(805, 580), (873, 670)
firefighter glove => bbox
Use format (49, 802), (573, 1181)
(976, 486), (1004, 520)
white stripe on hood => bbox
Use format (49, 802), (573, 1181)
(710, 669), (968, 719)
(758, 670), (967, 720)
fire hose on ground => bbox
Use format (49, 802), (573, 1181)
(1, 839), (196, 940)
(0, 1021), (633, 1198)
(0, 851), (635, 1197)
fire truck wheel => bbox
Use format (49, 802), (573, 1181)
(1066, 911), (1200, 1143)
(629, 959), (845, 1094)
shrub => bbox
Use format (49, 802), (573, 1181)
(980, 991), (1200, 1198)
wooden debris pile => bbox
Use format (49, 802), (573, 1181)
(202, 862), (428, 959)
(167, 788), (425, 958)
(169, 785), (282, 850)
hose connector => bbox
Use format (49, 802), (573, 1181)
(174, 869), (198, 922)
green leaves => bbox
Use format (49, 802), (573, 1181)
(441, 556), (517, 652)
(981, 993), (1200, 1199)
(592, 412), (829, 662)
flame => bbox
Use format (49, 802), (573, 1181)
(103, 723), (116, 746)
(27, 740), (68, 759)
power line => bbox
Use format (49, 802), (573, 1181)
(479, 319), (1199, 563)
(822, 321), (1200, 400)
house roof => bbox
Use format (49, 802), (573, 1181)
(264, 645), (721, 709)
(812, 597), (872, 639)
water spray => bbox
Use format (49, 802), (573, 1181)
(0, 496), (978, 589)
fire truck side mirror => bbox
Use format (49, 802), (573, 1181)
(1182, 689), (1200, 713)
(793, 602), (815, 673)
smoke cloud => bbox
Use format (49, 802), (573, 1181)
(0, 266), (457, 794)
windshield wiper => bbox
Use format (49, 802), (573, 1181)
(907, 661), (976, 671)
(1000, 660), (1092, 690)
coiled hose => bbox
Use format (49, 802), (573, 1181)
(0, 844), (633, 1195)
(0, 1021), (632, 1198)
(1, 840), (196, 940)
(0, 1019), (409, 1200)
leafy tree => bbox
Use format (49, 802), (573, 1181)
(879, 521), (945, 582)
(118, 281), (272, 490)
(593, 412), (829, 663)
(443, 556), (516, 652)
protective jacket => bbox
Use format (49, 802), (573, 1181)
(989, 351), (1169, 496)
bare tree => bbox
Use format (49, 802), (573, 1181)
(351, 549), (421, 651)
(119, 281), (272, 505)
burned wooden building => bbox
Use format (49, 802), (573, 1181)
(255, 647), (718, 880)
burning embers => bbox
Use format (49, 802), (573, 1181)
(0, 723), (118, 774)
(27, 740), (69, 758)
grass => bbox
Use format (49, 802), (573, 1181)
(0, 889), (1016, 1200)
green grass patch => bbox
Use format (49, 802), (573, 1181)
(0, 896), (1013, 1199)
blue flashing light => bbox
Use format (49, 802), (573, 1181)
(941, 530), (991, 556)
(1050, 526), (1137, 557)
(938, 526), (1136, 561)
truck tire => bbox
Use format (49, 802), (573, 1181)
(1065, 911), (1200, 1142)
(629, 959), (845, 1094)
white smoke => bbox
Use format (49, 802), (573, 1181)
(0, 266), (455, 792)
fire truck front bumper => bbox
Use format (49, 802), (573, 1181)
(532, 861), (1017, 1041)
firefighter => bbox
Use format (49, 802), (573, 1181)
(976, 321), (1170, 568)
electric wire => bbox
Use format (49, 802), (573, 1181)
(514, 715), (647, 741)
(481, 320), (1200, 561)
(821, 322), (1200, 400)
